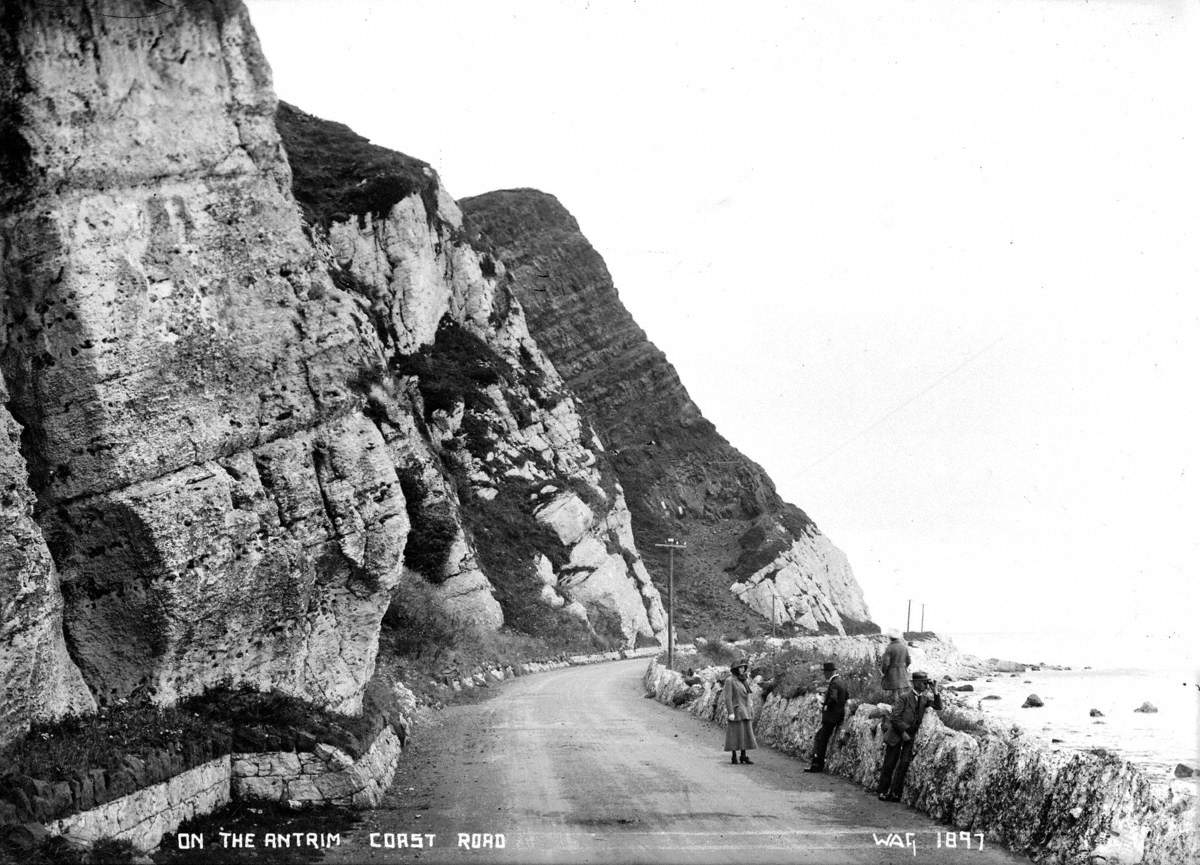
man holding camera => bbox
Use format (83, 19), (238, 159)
(876, 670), (942, 802)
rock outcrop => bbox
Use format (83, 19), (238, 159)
(275, 104), (667, 650)
(0, 0), (664, 745)
(459, 190), (874, 637)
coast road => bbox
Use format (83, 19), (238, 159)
(325, 659), (1027, 865)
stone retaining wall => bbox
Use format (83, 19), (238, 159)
(232, 727), (403, 809)
(446, 645), (661, 692)
(41, 650), (656, 853)
(43, 728), (403, 853)
(46, 757), (230, 854)
(644, 660), (1197, 865)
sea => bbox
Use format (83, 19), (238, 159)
(949, 630), (1199, 779)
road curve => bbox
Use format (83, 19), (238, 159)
(325, 658), (1029, 864)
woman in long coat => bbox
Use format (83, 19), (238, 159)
(722, 657), (758, 764)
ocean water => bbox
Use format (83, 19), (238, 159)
(950, 630), (1199, 778)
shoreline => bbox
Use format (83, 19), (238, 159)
(644, 656), (1199, 864)
(667, 632), (1199, 779)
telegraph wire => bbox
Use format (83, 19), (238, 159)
(798, 330), (1010, 476)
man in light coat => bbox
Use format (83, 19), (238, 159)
(880, 630), (911, 701)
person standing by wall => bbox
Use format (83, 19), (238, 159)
(723, 657), (758, 765)
(880, 630), (911, 701)
(876, 670), (942, 801)
(805, 661), (848, 773)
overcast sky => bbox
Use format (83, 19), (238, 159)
(246, 0), (1198, 667)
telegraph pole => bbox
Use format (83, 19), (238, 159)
(921, 603), (926, 632)
(906, 599), (912, 634)
(654, 538), (686, 670)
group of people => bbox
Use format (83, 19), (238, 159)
(719, 631), (941, 802)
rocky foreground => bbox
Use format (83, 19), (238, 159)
(645, 654), (1198, 865)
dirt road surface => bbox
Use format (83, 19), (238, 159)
(323, 659), (1028, 864)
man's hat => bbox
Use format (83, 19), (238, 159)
(730, 656), (750, 672)
(822, 662), (836, 673)
(911, 670), (929, 681)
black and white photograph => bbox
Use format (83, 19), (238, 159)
(0, 1), (1197, 863)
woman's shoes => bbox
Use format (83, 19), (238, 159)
(878, 793), (900, 802)
(739, 754), (754, 764)
(731, 754), (739, 765)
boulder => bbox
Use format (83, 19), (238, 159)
(1174, 764), (1194, 778)
(1089, 708), (1104, 718)
(1022, 694), (1044, 708)
(1133, 702), (1158, 714)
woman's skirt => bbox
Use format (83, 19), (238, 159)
(724, 719), (758, 751)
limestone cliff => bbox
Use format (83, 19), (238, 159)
(0, 0), (663, 746)
(459, 191), (874, 637)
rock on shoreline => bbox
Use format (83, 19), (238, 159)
(644, 659), (1198, 865)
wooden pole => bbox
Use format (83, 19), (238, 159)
(668, 546), (674, 669)
(906, 599), (912, 634)
(921, 603), (926, 632)
(655, 539), (686, 670)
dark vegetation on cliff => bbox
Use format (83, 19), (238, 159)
(385, 316), (620, 654)
(460, 189), (875, 640)
(275, 101), (439, 229)
(277, 102), (633, 671)
(0, 686), (390, 830)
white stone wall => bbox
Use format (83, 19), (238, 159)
(46, 757), (230, 854)
(644, 661), (1198, 865)
(231, 727), (403, 809)
(43, 727), (404, 853)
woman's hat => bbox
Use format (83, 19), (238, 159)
(822, 661), (836, 673)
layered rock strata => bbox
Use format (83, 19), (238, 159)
(0, 0), (665, 745)
(459, 190), (873, 636)
(645, 661), (1198, 865)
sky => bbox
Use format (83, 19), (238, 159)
(245, 0), (1199, 668)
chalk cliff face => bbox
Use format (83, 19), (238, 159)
(459, 191), (874, 636)
(0, 0), (663, 745)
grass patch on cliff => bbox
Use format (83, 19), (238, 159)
(391, 317), (508, 420)
(275, 102), (439, 228)
(391, 316), (558, 434)
(457, 479), (606, 653)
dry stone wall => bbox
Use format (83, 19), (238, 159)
(644, 660), (1197, 865)
(231, 727), (402, 810)
(44, 728), (402, 853)
(46, 757), (230, 854)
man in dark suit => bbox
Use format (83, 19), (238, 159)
(876, 670), (942, 801)
(805, 661), (849, 773)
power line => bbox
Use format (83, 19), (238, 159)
(799, 330), (1009, 476)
